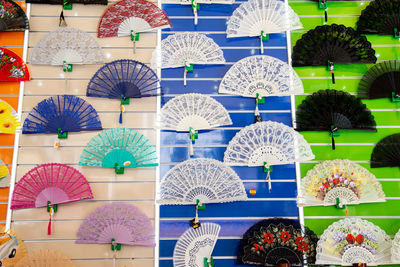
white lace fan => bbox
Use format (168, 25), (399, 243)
(224, 120), (314, 190)
(316, 218), (392, 266)
(157, 94), (232, 155)
(391, 228), (400, 263)
(227, 0), (303, 53)
(173, 223), (221, 267)
(151, 32), (226, 85)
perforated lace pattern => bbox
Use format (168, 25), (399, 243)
(392, 229), (400, 263)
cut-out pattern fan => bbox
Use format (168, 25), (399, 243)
(237, 218), (318, 266)
(296, 89), (376, 150)
(0, 99), (20, 134)
(371, 133), (400, 168)
(298, 159), (386, 208)
(15, 249), (74, 267)
(26, 0), (106, 5)
(392, 227), (400, 263)
(0, 0), (28, 31)
(316, 218), (392, 265)
(0, 47), (29, 81)
(0, 229), (27, 266)
(0, 157), (10, 187)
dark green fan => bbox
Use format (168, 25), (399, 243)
(371, 133), (400, 168)
(296, 89), (376, 150)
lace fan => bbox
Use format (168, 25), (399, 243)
(371, 133), (400, 168)
(0, 99), (20, 134)
(15, 249), (74, 267)
(316, 218), (392, 265)
(298, 159), (386, 208)
(11, 163), (93, 235)
(0, 229), (27, 266)
(0, 157), (9, 187)
(174, 223), (221, 267)
(79, 128), (158, 174)
(158, 93), (232, 155)
(151, 32), (225, 85)
(227, 0), (302, 54)
(0, 0), (28, 32)
(219, 55), (303, 122)
(391, 227), (400, 263)
(224, 120), (314, 190)
(237, 218), (318, 266)
(0, 47), (29, 81)
(296, 89), (376, 150)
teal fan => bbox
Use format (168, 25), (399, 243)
(79, 128), (158, 174)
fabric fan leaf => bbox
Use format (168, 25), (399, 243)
(15, 249), (74, 267)
(371, 133), (400, 168)
(0, 98), (20, 134)
(0, 47), (30, 81)
(0, 0), (29, 31)
(391, 227), (400, 263)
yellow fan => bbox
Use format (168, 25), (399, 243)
(15, 249), (74, 267)
(0, 229), (28, 267)
(0, 158), (10, 187)
(0, 102), (12, 117)
(0, 116), (20, 134)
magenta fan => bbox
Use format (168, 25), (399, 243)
(11, 163), (93, 235)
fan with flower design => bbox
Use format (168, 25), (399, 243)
(0, 0), (28, 32)
(0, 47), (29, 81)
(0, 99), (20, 134)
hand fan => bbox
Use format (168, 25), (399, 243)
(10, 163), (93, 235)
(298, 159), (386, 208)
(292, 24), (377, 84)
(219, 55), (303, 122)
(316, 218), (392, 266)
(151, 32), (225, 85)
(0, 99), (20, 134)
(0, 157), (10, 187)
(76, 202), (155, 267)
(79, 128), (158, 174)
(0, 0), (28, 31)
(26, 0), (106, 5)
(295, 89), (376, 150)
(371, 133), (400, 168)
(15, 249), (74, 267)
(86, 59), (161, 124)
(0, 229), (27, 267)
(237, 218), (319, 266)
(157, 93), (232, 155)
(224, 120), (314, 190)
(392, 227), (400, 263)
(0, 47), (29, 81)
(227, 0), (302, 54)
(174, 223), (221, 267)
(98, 0), (171, 53)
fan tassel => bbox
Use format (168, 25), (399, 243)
(189, 127), (198, 156)
(329, 61), (335, 84)
(331, 134), (335, 150)
(254, 93), (264, 122)
(48, 213), (52, 235)
(263, 162), (272, 191)
(59, 10), (67, 27)
(324, 9), (328, 23)
(191, 0), (198, 25)
(47, 202), (57, 235)
(330, 126), (338, 150)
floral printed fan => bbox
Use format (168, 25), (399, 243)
(298, 159), (386, 209)
(227, 0), (302, 54)
(11, 163), (93, 235)
(0, 47), (29, 81)
(391, 227), (400, 263)
(219, 55), (303, 122)
(174, 223), (221, 267)
(316, 218), (392, 266)
(0, 157), (10, 187)
(237, 218), (318, 266)
(224, 121), (314, 190)
(15, 249), (74, 267)
(371, 133), (400, 168)
(157, 94), (232, 155)
(0, 0), (28, 32)
(0, 99), (20, 134)
(151, 32), (225, 85)
(0, 229), (28, 266)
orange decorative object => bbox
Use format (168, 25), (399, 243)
(249, 188), (256, 195)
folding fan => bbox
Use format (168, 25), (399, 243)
(0, 47), (29, 81)
(219, 55), (304, 122)
(174, 223), (221, 267)
(79, 128), (158, 174)
(224, 120), (314, 190)
(0, 158), (10, 187)
(227, 0), (302, 54)
(316, 218), (392, 265)
(0, 229), (27, 267)
(0, 0), (28, 31)
(157, 93), (232, 155)
(11, 163), (93, 235)
(296, 89), (376, 150)
(298, 159), (386, 208)
(392, 227), (400, 263)
(0, 99), (20, 134)
(15, 249), (74, 267)
(26, 0), (106, 5)
(86, 59), (161, 124)
(151, 32), (225, 85)
(371, 133), (400, 168)
(237, 218), (319, 266)
(292, 24), (377, 84)
(98, 0), (171, 53)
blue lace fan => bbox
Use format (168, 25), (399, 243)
(22, 95), (102, 138)
(86, 59), (161, 124)
(79, 128), (158, 174)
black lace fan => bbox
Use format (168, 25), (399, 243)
(296, 89), (376, 150)
(371, 133), (400, 168)
(357, 0), (400, 38)
(26, 0), (106, 5)
(237, 218), (318, 266)
(0, 0), (28, 32)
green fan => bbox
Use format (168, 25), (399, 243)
(79, 128), (158, 174)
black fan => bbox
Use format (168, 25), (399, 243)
(237, 218), (318, 267)
(371, 133), (400, 168)
(358, 61), (400, 101)
(292, 24), (377, 84)
(0, 0), (28, 32)
(296, 89), (376, 150)
(357, 0), (400, 38)
(26, 0), (107, 5)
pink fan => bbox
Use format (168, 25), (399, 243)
(11, 163), (93, 235)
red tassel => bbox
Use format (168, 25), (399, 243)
(48, 215), (52, 235)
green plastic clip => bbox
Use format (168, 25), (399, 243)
(330, 125), (340, 137)
(63, 0), (72, 9)
(57, 128), (68, 139)
(263, 162), (272, 173)
(256, 93), (265, 104)
(185, 61), (194, 72)
(189, 127), (198, 141)
(62, 61), (72, 72)
(114, 163), (125, 174)
(47, 201), (58, 213)
(327, 60), (334, 71)
(191, 0), (200, 10)
(130, 30), (140, 41)
(392, 92), (400, 102)
(111, 238), (122, 251)
(204, 257), (214, 267)
(196, 199), (206, 210)
(335, 197), (346, 209)
(260, 30), (269, 41)
(318, 0), (327, 9)
(395, 28), (400, 38)
(120, 94), (130, 105)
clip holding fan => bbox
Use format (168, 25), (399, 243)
(0, 0), (29, 32)
(317, 0), (328, 23)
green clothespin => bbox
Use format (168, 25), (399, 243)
(47, 201), (58, 213)
(185, 61), (194, 73)
(130, 30), (140, 41)
(256, 93), (265, 104)
(330, 125), (340, 137)
(57, 128), (68, 139)
(111, 238), (122, 251)
(204, 257), (214, 267)
(63, 0), (72, 9)
(260, 30), (269, 41)
(191, 0), (199, 10)
(120, 94), (130, 105)
(189, 127), (198, 141)
(196, 199), (206, 210)
(114, 163), (124, 174)
(392, 92), (400, 102)
(63, 61), (72, 72)
(335, 197), (346, 209)
(318, 0), (327, 9)
(394, 28), (400, 38)
(263, 162), (272, 173)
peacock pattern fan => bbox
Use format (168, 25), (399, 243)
(316, 218), (392, 265)
(371, 133), (400, 168)
(298, 159), (386, 208)
(0, 99), (20, 134)
(0, 0), (28, 32)
(15, 249), (74, 267)
(391, 227), (400, 263)
(0, 47), (30, 81)
(0, 157), (10, 187)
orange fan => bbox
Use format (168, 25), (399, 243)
(15, 249), (74, 267)
(0, 47), (29, 82)
(0, 229), (28, 267)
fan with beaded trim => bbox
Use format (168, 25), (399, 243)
(0, 0), (28, 32)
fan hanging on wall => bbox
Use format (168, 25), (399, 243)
(158, 158), (247, 228)
(292, 24), (377, 84)
(227, 0), (302, 54)
(15, 249), (74, 267)
(0, 99), (20, 134)
(86, 59), (161, 124)
(295, 89), (376, 150)
(79, 128), (158, 174)
(157, 93), (232, 156)
(0, 47), (30, 82)
(224, 120), (315, 190)
(316, 218), (392, 266)
(219, 55), (304, 122)
(0, 0), (29, 31)
(237, 218), (319, 266)
(0, 229), (27, 267)
(392, 227), (400, 264)
(174, 223), (221, 267)
(151, 32), (225, 85)
(0, 157), (10, 187)
(11, 163), (93, 235)
(371, 133), (400, 168)
(98, 0), (171, 53)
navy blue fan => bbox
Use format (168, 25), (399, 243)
(86, 59), (161, 124)
(22, 95), (102, 139)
